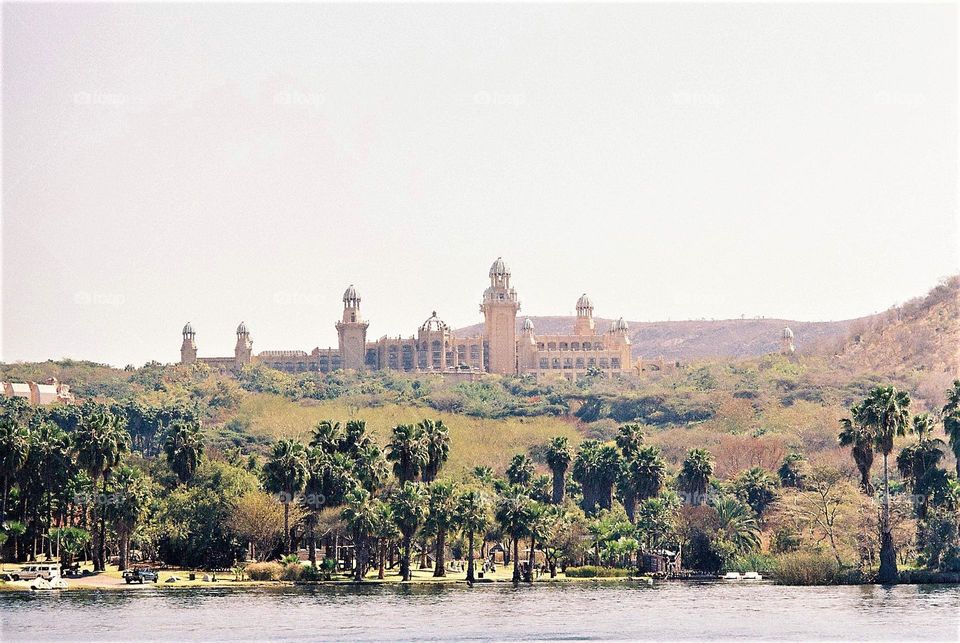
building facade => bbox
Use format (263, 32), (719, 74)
(180, 258), (635, 381)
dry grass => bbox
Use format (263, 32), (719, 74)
(237, 394), (582, 476)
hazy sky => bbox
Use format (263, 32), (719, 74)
(3, 3), (957, 367)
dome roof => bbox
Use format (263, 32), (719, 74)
(182, 322), (194, 335)
(237, 321), (249, 335)
(489, 257), (510, 277)
(576, 293), (593, 309)
(343, 284), (359, 302)
(612, 317), (629, 332)
(522, 318), (535, 331)
(420, 311), (449, 333)
(783, 327), (794, 339)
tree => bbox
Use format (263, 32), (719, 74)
(496, 486), (533, 585)
(778, 453), (808, 489)
(615, 423), (644, 459)
(164, 419), (205, 484)
(371, 501), (399, 579)
(545, 437), (572, 505)
(620, 445), (666, 522)
(635, 495), (678, 555)
(386, 424), (427, 484)
(262, 439), (309, 555)
(390, 482), (427, 581)
(105, 465), (152, 570)
(732, 467), (779, 519)
(572, 440), (621, 514)
(678, 448), (714, 506)
(310, 419), (343, 454)
(711, 495), (761, 556)
(839, 408), (876, 495)
(420, 419), (450, 483)
(227, 491), (290, 561)
(0, 416), (29, 526)
(455, 489), (489, 584)
(49, 527), (90, 569)
(896, 414), (946, 520)
(942, 380), (960, 477)
(425, 481), (457, 577)
(857, 385), (911, 583)
(506, 454), (534, 487)
(341, 487), (378, 581)
(73, 408), (129, 571)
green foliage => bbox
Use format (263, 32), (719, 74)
(773, 551), (844, 585)
(245, 561), (284, 581)
(564, 565), (631, 578)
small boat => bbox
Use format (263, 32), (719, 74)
(742, 572), (762, 581)
(49, 577), (68, 589)
(721, 572), (741, 580)
(30, 577), (52, 591)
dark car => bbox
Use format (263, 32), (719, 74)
(123, 568), (159, 584)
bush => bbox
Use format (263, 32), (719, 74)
(773, 552), (843, 585)
(729, 553), (777, 573)
(281, 563), (303, 581)
(245, 562), (283, 581)
(299, 564), (322, 582)
(564, 566), (631, 578)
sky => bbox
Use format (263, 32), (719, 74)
(2, 3), (957, 367)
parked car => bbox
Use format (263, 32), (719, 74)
(123, 568), (159, 584)
(13, 564), (61, 581)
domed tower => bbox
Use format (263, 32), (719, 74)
(417, 311), (452, 370)
(480, 257), (520, 374)
(180, 322), (197, 364)
(517, 318), (538, 372)
(574, 293), (595, 336)
(336, 285), (369, 370)
(235, 322), (253, 366)
(781, 327), (795, 355)
(608, 317), (632, 371)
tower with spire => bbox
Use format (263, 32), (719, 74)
(336, 285), (370, 370)
(234, 322), (253, 367)
(480, 257), (520, 374)
(180, 322), (197, 364)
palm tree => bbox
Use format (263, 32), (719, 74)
(341, 419), (373, 457)
(942, 380), (960, 477)
(73, 408), (128, 571)
(163, 419), (205, 484)
(711, 495), (761, 555)
(732, 467), (779, 519)
(572, 440), (621, 514)
(341, 487), (378, 581)
(678, 448), (714, 506)
(777, 453), (808, 489)
(857, 385), (911, 583)
(425, 481), (457, 577)
(386, 424), (427, 484)
(105, 465), (151, 570)
(390, 482), (427, 581)
(839, 405), (876, 495)
(420, 419), (450, 483)
(371, 501), (399, 579)
(506, 454), (534, 487)
(620, 445), (666, 522)
(28, 421), (73, 558)
(495, 487), (533, 585)
(310, 419), (343, 454)
(0, 416), (29, 526)
(455, 489), (489, 584)
(615, 423), (644, 459)
(354, 443), (389, 493)
(545, 437), (571, 505)
(896, 413), (945, 520)
(263, 439), (309, 555)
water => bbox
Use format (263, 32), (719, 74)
(1, 581), (958, 641)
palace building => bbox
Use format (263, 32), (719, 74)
(180, 258), (634, 381)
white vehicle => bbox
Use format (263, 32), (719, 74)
(13, 564), (61, 581)
(722, 572), (741, 580)
(742, 571), (763, 581)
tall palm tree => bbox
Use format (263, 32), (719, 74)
(263, 439), (309, 555)
(620, 445), (666, 522)
(0, 416), (29, 526)
(27, 421), (73, 558)
(73, 408), (128, 571)
(164, 419), (205, 484)
(455, 489), (489, 584)
(105, 465), (151, 570)
(711, 495), (761, 554)
(371, 501), (399, 580)
(615, 423), (644, 459)
(386, 424), (427, 484)
(425, 481), (457, 577)
(341, 419), (373, 457)
(572, 440), (621, 514)
(942, 380), (960, 477)
(678, 448), (714, 506)
(495, 487), (533, 585)
(390, 482), (427, 581)
(341, 487), (378, 581)
(545, 437), (571, 505)
(506, 454), (534, 487)
(732, 466), (779, 519)
(839, 404), (876, 495)
(420, 419), (450, 483)
(310, 419), (343, 454)
(354, 443), (390, 493)
(896, 413), (945, 520)
(857, 385), (911, 583)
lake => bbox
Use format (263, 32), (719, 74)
(1, 581), (958, 641)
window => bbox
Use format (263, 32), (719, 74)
(588, 358), (596, 367)
(599, 358), (609, 369)
(539, 358), (549, 369)
(563, 358), (573, 369)
(611, 358), (621, 369)
(547, 342), (557, 351)
(559, 342), (568, 351)
(552, 358), (561, 369)
(537, 343), (545, 351)
(572, 342), (580, 351)
(576, 358), (584, 369)
(582, 342), (591, 351)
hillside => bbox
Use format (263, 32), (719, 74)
(456, 316), (862, 361)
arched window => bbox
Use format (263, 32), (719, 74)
(571, 342), (580, 351)
(551, 358), (561, 369)
(559, 342), (568, 351)
(547, 342), (557, 351)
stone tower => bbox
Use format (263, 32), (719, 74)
(781, 327), (795, 355)
(481, 257), (520, 374)
(574, 293), (595, 336)
(235, 322), (253, 367)
(517, 317), (538, 372)
(180, 322), (197, 364)
(336, 285), (369, 370)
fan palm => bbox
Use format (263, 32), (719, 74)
(390, 482), (427, 581)
(310, 419), (343, 454)
(678, 448), (714, 506)
(496, 486), (534, 585)
(942, 380), (960, 477)
(838, 407), (875, 495)
(425, 481), (457, 577)
(0, 416), (30, 525)
(506, 454), (534, 487)
(455, 489), (489, 584)
(420, 419), (450, 483)
(896, 414), (946, 520)
(386, 424), (427, 484)
(572, 440), (621, 514)
(164, 419), (205, 484)
(263, 439), (309, 554)
(105, 465), (151, 570)
(341, 487), (378, 581)
(615, 423), (644, 459)
(545, 436), (572, 504)
(712, 495), (761, 554)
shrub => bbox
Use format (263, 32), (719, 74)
(564, 566), (631, 578)
(281, 563), (303, 581)
(299, 564), (322, 582)
(729, 553), (777, 573)
(245, 562), (283, 581)
(773, 552), (843, 585)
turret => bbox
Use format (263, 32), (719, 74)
(235, 322), (253, 366)
(337, 285), (370, 370)
(574, 293), (595, 336)
(781, 327), (795, 355)
(180, 322), (197, 364)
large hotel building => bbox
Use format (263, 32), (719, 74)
(180, 258), (634, 380)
